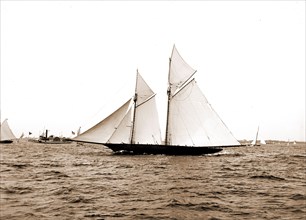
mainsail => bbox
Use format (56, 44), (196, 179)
(166, 45), (240, 147)
(0, 119), (16, 142)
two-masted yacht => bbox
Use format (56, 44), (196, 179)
(74, 46), (240, 155)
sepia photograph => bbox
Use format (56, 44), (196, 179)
(1, 1), (305, 219)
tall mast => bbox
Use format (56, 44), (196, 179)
(165, 57), (172, 146)
(130, 70), (138, 144)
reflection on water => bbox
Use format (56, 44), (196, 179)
(1, 141), (305, 219)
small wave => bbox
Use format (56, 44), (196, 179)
(42, 163), (64, 167)
(290, 194), (306, 200)
(11, 163), (29, 169)
(221, 166), (235, 171)
(44, 170), (69, 178)
(214, 152), (245, 157)
(51, 187), (73, 195)
(250, 175), (285, 181)
(85, 212), (126, 218)
(166, 199), (193, 208)
(153, 165), (167, 169)
(166, 199), (232, 213)
(115, 164), (133, 169)
(84, 212), (107, 218)
(291, 154), (306, 158)
(2, 185), (32, 194)
(0, 168), (12, 172)
(68, 196), (91, 203)
(72, 162), (92, 166)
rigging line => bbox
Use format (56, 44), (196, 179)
(152, 135), (158, 145)
(190, 88), (215, 145)
(187, 88), (211, 145)
(198, 87), (238, 142)
(208, 101), (236, 139)
(136, 93), (156, 108)
(180, 70), (197, 89)
(172, 78), (196, 99)
(107, 104), (133, 144)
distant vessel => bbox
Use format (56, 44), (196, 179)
(74, 45), (240, 155)
(251, 126), (266, 146)
(30, 129), (72, 144)
(0, 119), (16, 144)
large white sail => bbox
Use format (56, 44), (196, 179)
(74, 99), (132, 143)
(132, 72), (162, 144)
(167, 80), (240, 146)
(0, 119), (16, 141)
(133, 95), (162, 144)
(169, 45), (196, 94)
(74, 71), (162, 145)
(108, 107), (133, 143)
(135, 72), (154, 104)
(166, 46), (240, 147)
(251, 126), (260, 146)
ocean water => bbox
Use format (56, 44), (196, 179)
(0, 141), (305, 220)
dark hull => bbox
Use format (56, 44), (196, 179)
(103, 143), (223, 155)
(0, 140), (13, 144)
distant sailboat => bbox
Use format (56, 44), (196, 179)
(251, 126), (266, 146)
(77, 127), (81, 136)
(0, 119), (16, 144)
(74, 45), (241, 155)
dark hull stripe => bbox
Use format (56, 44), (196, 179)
(0, 140), (13, 144)
(103, 143), (223, 155)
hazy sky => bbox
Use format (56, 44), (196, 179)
(1, 1), (305, 141)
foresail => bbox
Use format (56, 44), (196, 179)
(73, 99), (132, 144)
(0, 119), (16, 141)
(132, 72), (162, 144)
(167, 80), (240, 147)
(169, 45), (196, 94)
(133, 95), (162, 144)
